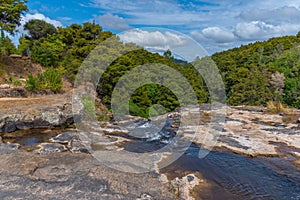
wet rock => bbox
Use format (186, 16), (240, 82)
(218, 135), (250, 150)
(51, 131), (78, 144)
(34, 143), (67, 154)
(3, 123), (16, 132)
(170, 174), (200, 200)
(137, 194), (153, 200)
(0, 152), (174, 199)
(0, 143), (21, 154)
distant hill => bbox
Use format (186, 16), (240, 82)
(211, 32), (300, 108)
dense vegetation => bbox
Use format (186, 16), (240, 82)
(0, 0), (28, 34)
(0, 0), (300, 118)
(212, 33), (300, 108)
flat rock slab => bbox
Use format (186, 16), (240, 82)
(0, 146), (174, 200)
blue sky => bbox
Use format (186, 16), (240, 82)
(18, 0), (300, 54)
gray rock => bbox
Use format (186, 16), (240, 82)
(34, 143), (68, 154)
(0, 151), (174, 199)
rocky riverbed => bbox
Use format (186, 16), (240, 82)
(0, 142), (175, 199)
(1, 94), (300, 199)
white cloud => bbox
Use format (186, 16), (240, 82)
(235, 21), (300, 40)
(85, 0), (300, 55)
(240, 6), (300, 23)
(10, 13), (63, 46)
(89, 0), (220, 26)
(201, 27), (235, 43)
(118, 29), (188, 50)
(21, 13), (63, 27)
(57, 17), (72, 22)
(96, 14), (131, 30)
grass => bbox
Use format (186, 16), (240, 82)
(266, 101), (286, 114)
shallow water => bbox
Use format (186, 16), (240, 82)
(3, 122), (300, 199)
(124, 142), (300, 200)
(122, 118), (300, 200)
(1, 128), (61, 150)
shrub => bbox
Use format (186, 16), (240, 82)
(13, 80), (22, 86)
(25, 68), (62, 92)
(266, 101), (285, 114)
(82, 96), (96, 118)
(25, 74), (37, 90)
(42, 68), (62, 92)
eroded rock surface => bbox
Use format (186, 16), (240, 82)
(0, 94), (82, 133)
(0, 143), (174, 200)
(178, 106), (300, 160)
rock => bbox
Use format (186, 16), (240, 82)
(32, 164), (72, 182)
(34, 143), (67, 154)
(170, 174), (200, 200)
(50, 131), (89, 153)
(0, 151), (174, 199)
(3, 123), (17, 133)
(137, 194), (154, 200)
(0, 84), (10, 89)
(0, 88), (28, 98)
(0, 94), (82, 133)
(51, 131), (77, 144)
(179, 106), (300, 157)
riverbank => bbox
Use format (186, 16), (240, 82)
(1, 94), (300, 199)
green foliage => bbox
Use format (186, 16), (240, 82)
(96, 46), (208, 118)
(82, 96), (96, 118)
(24, 19), (57, 40)
(0, 0), (28, 34)
(18, 36), (30, 56)
(12, 80), (22, 86)
(211, 33), (300, 108)
(31, 34), (65, 67)
(25, 74), (37, 90)
(42, 67), (62, 92)
(18, 21), (113, 82)
(0, 30), (16, 55)
(14, 19), (300, 117)
(25, 68), (62, 92)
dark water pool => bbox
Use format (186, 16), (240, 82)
(1, 129), (61, 149)
(124, 142), (300, 200)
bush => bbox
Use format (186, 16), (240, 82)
(25, 68), (62, 92)
(82, 96), (96, 118)
(13, 80), (22, 86)
(42, 68), (62, 92)
(25, 74), (37, 90)
(266, 101), (285, 114)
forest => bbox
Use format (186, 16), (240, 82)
(1, 1), (300, 118)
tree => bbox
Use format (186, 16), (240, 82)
(0, 30), (16, 55)
(0, 0), (28, 34)
(31, 34), (65, 67)
(163, 49), (173, 61)
(24, 19), (57, 40)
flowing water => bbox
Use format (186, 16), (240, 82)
(122, 119), (300, 200)
(2, 120), (300, 199)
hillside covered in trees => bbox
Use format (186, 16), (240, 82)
(212, 33), (300, 108)
(0, 9), (300, 117)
